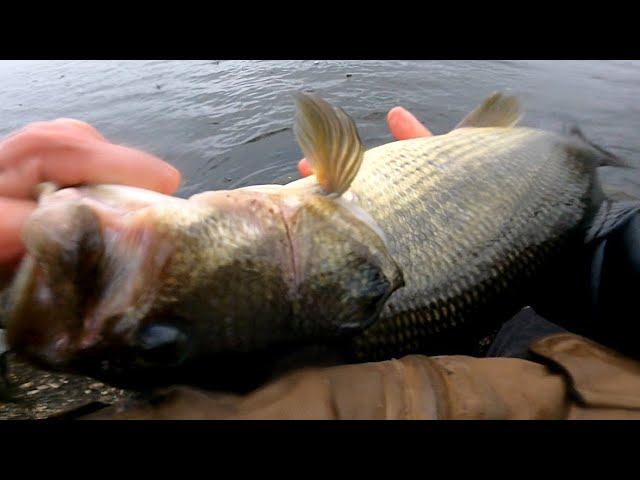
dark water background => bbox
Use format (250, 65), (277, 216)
(0, 60), (639, 197)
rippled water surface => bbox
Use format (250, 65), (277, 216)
(1, 60), (639, 196)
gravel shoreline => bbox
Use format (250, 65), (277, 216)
(0, 353), (130, 420)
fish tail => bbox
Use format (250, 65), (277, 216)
(562, 122), (640, 244)
(570, 125), (640, 323)
(560, 123), (640, 243)
(564, 124), (632, 168)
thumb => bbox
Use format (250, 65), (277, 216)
(297, 158), (314, 177)
(387, 107), (433, 140)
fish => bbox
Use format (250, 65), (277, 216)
(2, 92), (638, 388)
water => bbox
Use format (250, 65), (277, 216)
(0, 60), (639, 198)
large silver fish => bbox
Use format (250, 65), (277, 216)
(2, 92), (637, 387)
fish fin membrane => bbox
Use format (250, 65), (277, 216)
(293, 93), (365, 196)
(454, 91), (522, 129)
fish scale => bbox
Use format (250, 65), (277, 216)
(343, 127), (595, 360)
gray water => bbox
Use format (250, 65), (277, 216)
(1, 60), (639, 198)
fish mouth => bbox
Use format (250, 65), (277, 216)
(4, 184), (188, 374)
(13, 326), (194, 390)
(27, 343), (286, 393)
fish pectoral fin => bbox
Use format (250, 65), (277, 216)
(454, 91), (522, 129)
(293, 93), (365, 196)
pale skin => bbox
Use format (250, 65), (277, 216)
(0, 119), (181, 270)
(0, 107), (431, 272)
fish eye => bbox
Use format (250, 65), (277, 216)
(135, 324), (189, 367)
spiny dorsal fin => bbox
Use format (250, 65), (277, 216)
(455, 92), (522, 129)
(293, 93), (365, 196)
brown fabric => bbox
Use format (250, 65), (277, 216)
(82, 333), (640, 420)
(530, 333), (640, 419)
(86, 357), (444, 420)
(430, 356), (568, 419)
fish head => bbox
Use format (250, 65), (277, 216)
(4, 185), (191, 379)
(4, 181), (402, 387)
(4, 92), (405, 387)
(4, 184), (295, 382)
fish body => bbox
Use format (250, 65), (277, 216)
(3, 92), (635, 386)
(328, 126), (600, 359)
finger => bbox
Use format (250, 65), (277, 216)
(0, 197), (36, 266)
(44, 142), (182, 195)
(0, 139), (182, 198)
(3, 119), (107, 143)
(297, 158), (314, 177)
(51, 118), (108, 141)
(387, 107), (433, 141)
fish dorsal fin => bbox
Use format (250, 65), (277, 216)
(455, 92), (522, 129)
(293, 93), (365, 196)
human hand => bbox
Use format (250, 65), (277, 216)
(297, 106), (433, 177)
(0, 119), (181, 270)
